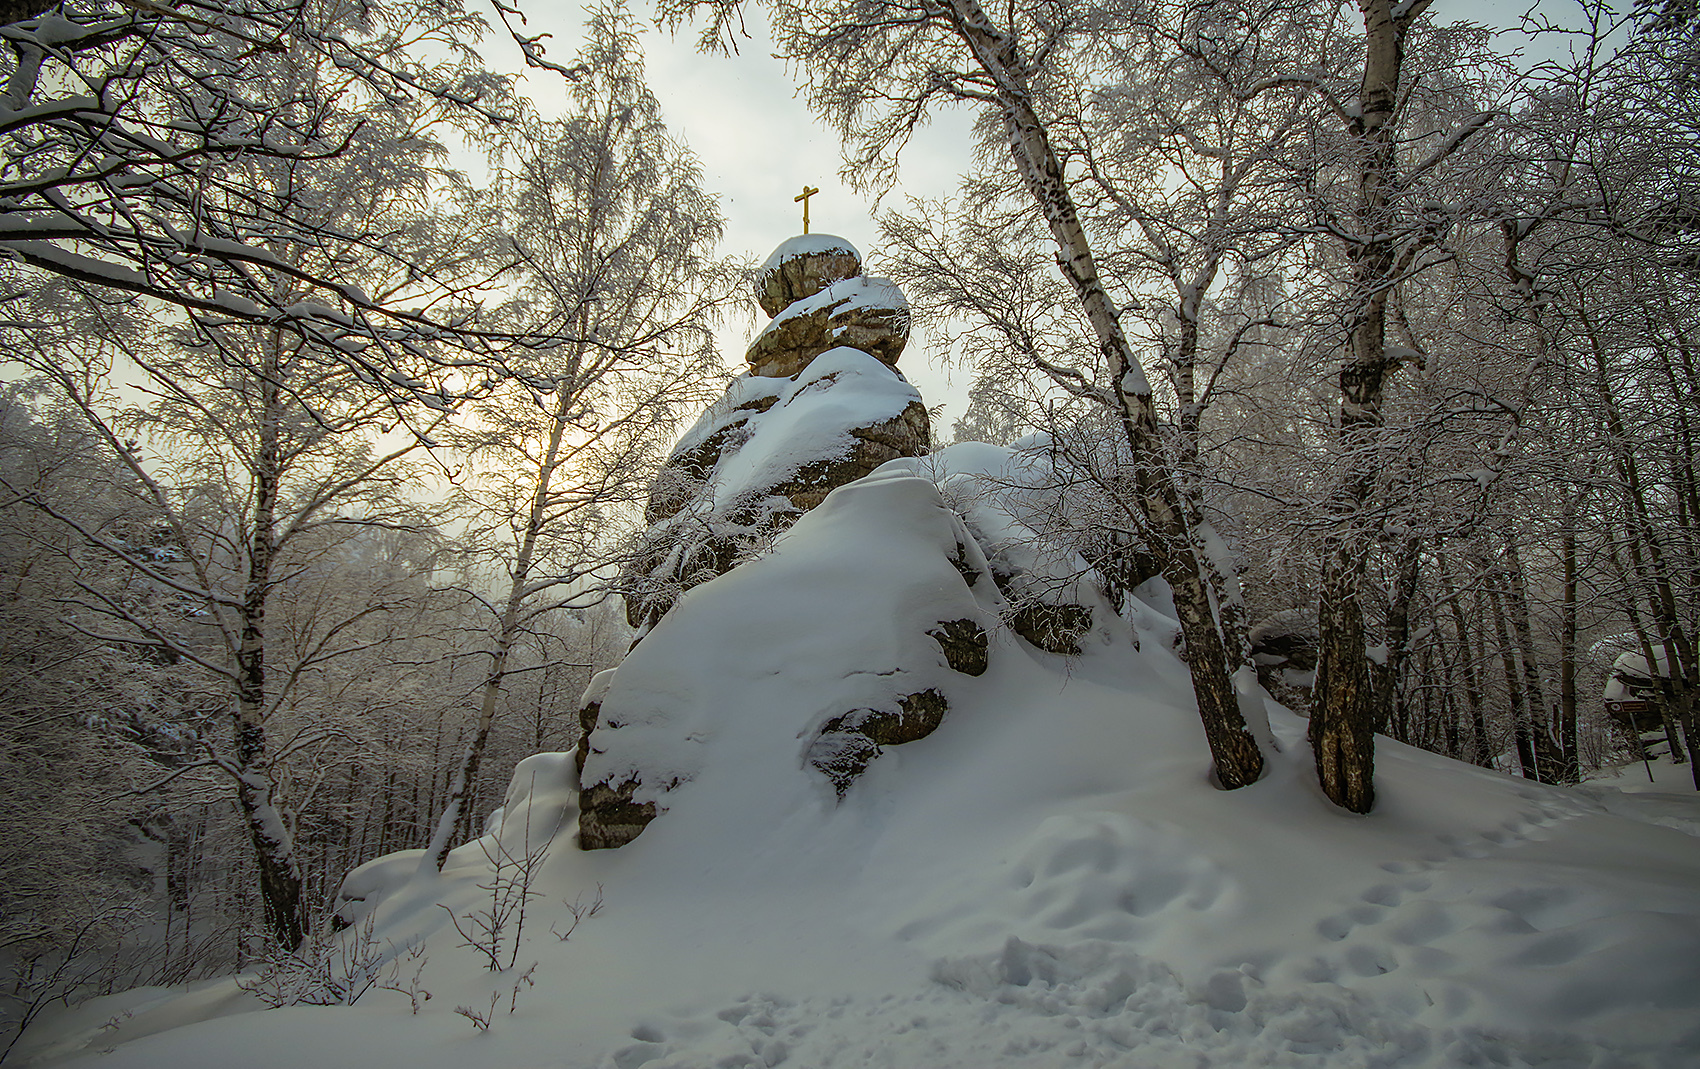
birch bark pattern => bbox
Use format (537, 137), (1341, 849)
(935, 0), (1263, 789)
(236, 336), (306, 950)
(1309, 0), (1433, 813)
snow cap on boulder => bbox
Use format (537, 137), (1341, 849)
(746, 275), (910, 377)
(756, 234), (863, 318)
(622, 347), (930, 632)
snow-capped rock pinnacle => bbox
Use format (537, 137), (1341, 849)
(754, 233), (863, 317)
(588, 236), (938, 849)
(747, 235), (911, 378)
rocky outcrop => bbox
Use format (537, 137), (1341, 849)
(755, 234), (863, 317)
(941, 455), (1114, 659)
(643, 391), (780, 527)
(580, 238), (1165, 853)
(584, 472), (1009, 849)
(927, 618), (989, 676)
(574, 669), (615, 780)
(745, 276), (909, 378)
(803, 619), (989, 796)
(581, 440), (1157, 852)
(620, 348), (929, 633)
(587, 236), (938, 847)
(1005, 601), (1095, 657)
(618, 236), (929, 636)
(807, 689), (952, 796)
(780, 397), (930, 510)
(1249, 610), (1319, 705)
(577, 777), (657, 851)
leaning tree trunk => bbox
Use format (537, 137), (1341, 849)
(938, 0), (1263, 787)
(422, 375), (581, 872)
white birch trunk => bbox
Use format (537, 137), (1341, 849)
(937, 0), (1264, 788)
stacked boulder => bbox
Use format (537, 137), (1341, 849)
(621, 235), (929, 636)
(577, 239), (1151, 852)
(582, 236), (941, 849)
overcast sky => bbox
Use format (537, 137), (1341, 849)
(518, 0), (1597, 432)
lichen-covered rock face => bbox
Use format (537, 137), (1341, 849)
(1005, 601), (1095, 656)
(746, 276), (910, 377)
(577, 776), (656, 851)
(755, 234), (863, 318)
(808, 688), (952, 796)
(927, 619), (989, 676)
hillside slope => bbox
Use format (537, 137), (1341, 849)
(18, 448), (1700, 1069)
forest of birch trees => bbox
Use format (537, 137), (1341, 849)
(1, 0), (1696, 1050)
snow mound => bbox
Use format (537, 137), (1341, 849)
(683, 348), (922, 517)
(584, 465), (999, 839)
(624, 347), (928, 631)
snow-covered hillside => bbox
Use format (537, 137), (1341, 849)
(16, 445), (1700, 1069)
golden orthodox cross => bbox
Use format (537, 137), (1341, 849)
(795, 185), (820, 234)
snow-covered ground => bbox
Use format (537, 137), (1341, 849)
(1585, 756), (1695, 795)
(17, 450), (1700, 1069)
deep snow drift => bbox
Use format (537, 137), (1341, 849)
(17, 445), (1700, 1069)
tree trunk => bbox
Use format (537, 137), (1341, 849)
(1556, 506), (1581, 782)
(1313, 544), (1377, 810)
(937, 0), (1263, 788)
(1437, 551), (1490, 766)
(1308, 0), (1433, 813)
(1501, 535), (1564, 781)
(1483, 554), (1539, 780)
(1374, 533), (1423, 737)
(423, 385), (578, 872)
(235, 340), (305, 950)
